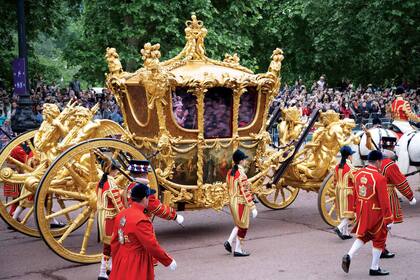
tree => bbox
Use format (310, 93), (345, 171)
(2, 1), (418, 88)
(0, 0), (70, 88)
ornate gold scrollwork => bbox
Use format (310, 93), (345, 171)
(202, 182), (229, 210)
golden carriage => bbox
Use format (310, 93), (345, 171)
(0, 15), (358, 263)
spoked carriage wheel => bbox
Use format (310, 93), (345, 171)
(0, 130), (88, 238)
(0, 130), (41, 236)
(35, 138), (157, 263)
(258, 182), (299, 210)
(317, 173), (340, 227)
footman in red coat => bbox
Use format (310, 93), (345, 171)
(379, 149), (416, 259)
(110, 183), (177, 280)
(341, 150), (393, 276)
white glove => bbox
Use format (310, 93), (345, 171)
(251, 208), (258, 219)
(386, 223), (393, 231)
(409, 197), (416, 206)
(175, 214), (184, 225)
(169, 259), (177, 271)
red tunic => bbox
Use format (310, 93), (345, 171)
(334, 161), (356, 219)
(391, 97), (409, 121)
(97, 180), (125, 245)
(4, 146), (29, 198)
(109, 203), (173, 280)
(352, 165), (393, 249)
(380, 158), (413, 223)
(226, 166), (255, 238)
(127, 182), (177, 220)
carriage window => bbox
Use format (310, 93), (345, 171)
(238, 87), (258, 127)
(204, 87), (233, 138)
(172, 87), (197, 129)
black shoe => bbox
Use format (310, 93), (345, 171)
(234, 251), (250, 257)
(342, 234), (353, 240)
(224, 241), (232, 253)
(341, 254), (351, 273)
(50, 222), (66, 229)
(369, 267), (389, 276)
(334, 227), (345, 240)
(380, 249), (395, 259)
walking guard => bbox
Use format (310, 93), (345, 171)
(109, 183), (177, 280)
(390, 86), (420, 133)
(126, 160), (184, 224)
(97, 159), (124, 280)
(342, 150), (393, 276)
(224, 149), (258, 257)
(379, 149), (416, 258)
(334, 146), (357, 240)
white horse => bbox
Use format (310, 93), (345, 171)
(395, 131), (420, 174)
(350, 127), (399, 167)
(351, 126), (420, 188)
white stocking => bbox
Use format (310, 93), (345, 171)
(235, 236), (243, 253)
(337, 218), (349, 233)
(371, 247), (382, 270)
(12, 206), (24, 220)
(228, 226), (238, 244)
(98, 256), (108, 279)
(345, 224), (351, 236)
(348, 238), (364, 259)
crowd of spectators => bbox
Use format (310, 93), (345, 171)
(0, 79), (124, 146)
(272, 76), (420, 124)
(1, 76), (418, 147)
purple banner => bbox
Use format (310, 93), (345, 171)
(12, 58), (27, 95)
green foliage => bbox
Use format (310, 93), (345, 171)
(0, 0), (71, 88)
(1, 0), (419, 88)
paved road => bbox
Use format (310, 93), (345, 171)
(1, 189), (419, 280)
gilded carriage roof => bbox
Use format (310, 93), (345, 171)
(107, 13), (282, 85)
(157, 14), (254, 81)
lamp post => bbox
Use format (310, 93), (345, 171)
(11, 0), (39, 133)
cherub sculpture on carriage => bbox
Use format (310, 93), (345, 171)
(0, 14), (359, 264)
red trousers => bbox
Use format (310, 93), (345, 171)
(237, 227), (247, 239)
(359, 225), (388, 250)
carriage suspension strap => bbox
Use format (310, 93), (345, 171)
(405, 169), (420, 177)
(266, 106), (282, 131)
(0, 127), (12, 140)
(272, 108), (321, 185)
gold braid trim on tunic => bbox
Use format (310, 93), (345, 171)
(228, 166), (254, 229)
(335, 161), (356, 219)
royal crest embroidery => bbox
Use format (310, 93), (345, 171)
(359, 185), (367, 197)
(120, 216), (126, 227)
(118, 216), (126, 244)
(118, 228), (125, 244)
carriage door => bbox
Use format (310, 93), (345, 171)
(203, 87), (233, 183)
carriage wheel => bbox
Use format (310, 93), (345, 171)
(0, 130), (41, 236)
(258, 182), (299, 210)
(317, 173), (340, 227)
(35, 138), (157, 263)
(0, 130), (89, 238)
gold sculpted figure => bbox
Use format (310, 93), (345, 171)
(278, 107), (305, 146)
(34, 101), (77, 163)
(291, 111), (358, 182)
(57, 106), (99, 152)
(105, 47), (123, 75)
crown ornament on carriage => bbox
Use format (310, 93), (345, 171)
(105, 13), (284, 76)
